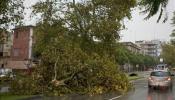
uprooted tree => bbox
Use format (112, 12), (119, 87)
(10, 0), (136, 95)
(10, 0), (163, 96)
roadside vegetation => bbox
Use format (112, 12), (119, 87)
(161, 12), (175, 68)
(0, 93), (33, 100)
(9, 0), (158, 96)
(10, 0), (136, 96)
(0, 0), (167, 98)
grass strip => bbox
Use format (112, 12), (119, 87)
(128, 76), (142, 81)
(0, 93), (33, 100)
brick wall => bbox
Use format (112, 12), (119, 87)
(11, 27), (30, 60)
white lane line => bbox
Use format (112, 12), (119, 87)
(108, 95), (122, 100)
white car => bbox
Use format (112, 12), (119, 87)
(148, 70), (173, 89)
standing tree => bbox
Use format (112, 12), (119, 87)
(161, 12), (175, 67)
(0, 0), (24, 28)
(33, 0), (136, 44)
(162, 44), (175, 67)
(170, 12), (175, 45)
(0, 0), (24, 43)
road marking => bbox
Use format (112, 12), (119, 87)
(108, 95), (122, 100)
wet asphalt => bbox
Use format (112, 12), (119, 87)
(117, 75), (175, 100)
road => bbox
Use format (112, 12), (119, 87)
(117, 73), (175, 100)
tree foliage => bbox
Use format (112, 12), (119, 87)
(0, 0), (24, 28)
(33, 0), (136, 43)
(0, 0), (24, 43)
(139, 0), (169, 22)
(161, 12), (175, 67)
(116, 44), (157, 67)
(170, 12), (175, 45)
(162, 44), (175, 67)
(0, 29), (8, 43)
(35, 34), (131, 95)
(10, 0), (162, 95)
(115, 45), (129, 65)
(17, 0), (137, 95)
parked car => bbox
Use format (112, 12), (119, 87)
(148, 70), (173, 89)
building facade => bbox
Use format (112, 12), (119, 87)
(7, 26), (34, 69)
(135, 40), (163, 57)
(122, 42), (141, 54)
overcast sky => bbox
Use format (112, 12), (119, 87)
(120, 0), (175, 42)
(24, 0), (175, 42)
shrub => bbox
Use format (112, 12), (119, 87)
(10, 73), (41, 95)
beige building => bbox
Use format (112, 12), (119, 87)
(122, 42), (142, 54)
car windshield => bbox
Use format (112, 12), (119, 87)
(151, 71), (170, 77)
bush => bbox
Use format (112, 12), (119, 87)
(10, 73), (41, 95)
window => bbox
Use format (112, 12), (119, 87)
(151, 71), (170, 77)
(13, 48), (20, 57)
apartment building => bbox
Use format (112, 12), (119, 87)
(7, 26), (34, 69)
(135, 40), (163, 57)
(122, 42), (142, 54)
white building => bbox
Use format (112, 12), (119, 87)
(135, 40), (163, 57)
